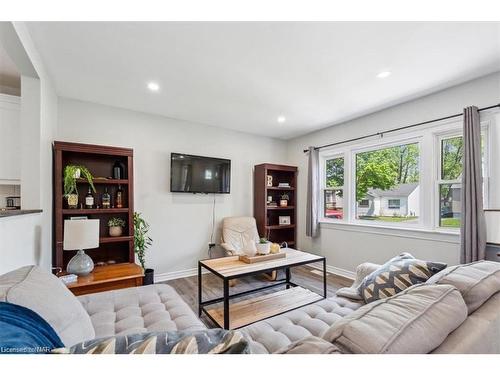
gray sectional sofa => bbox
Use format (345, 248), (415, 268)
(1, 260), (500, 354)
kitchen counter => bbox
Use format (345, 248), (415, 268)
(0, 209), (43, 218)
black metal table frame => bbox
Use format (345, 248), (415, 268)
(198, 257), (327, 329)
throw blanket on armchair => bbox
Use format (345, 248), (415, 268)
(0, 301), (64, 354)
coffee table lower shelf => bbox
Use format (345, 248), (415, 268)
(204, 286), (322, 330)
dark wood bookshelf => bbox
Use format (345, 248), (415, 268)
(53, 141), (135, 271)
(266, 186), (295, 191)
(265, 224), (296, 230)
(61, 208), (130, 215)
(77, 178), (129, 185)
(254, 163), (297, 247)
(99, 236), (134, 244)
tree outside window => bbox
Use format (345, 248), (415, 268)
(355, 143), (420, 224)
(439, 136), (463, 228)
(324, 157), (344, 219)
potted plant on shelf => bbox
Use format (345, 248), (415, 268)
(63, 165), (95, 209)
(256, 237), (271, 255)
(107, 217), (126, 237)
(134, 212), (154, 285)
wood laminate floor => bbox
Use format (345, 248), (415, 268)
(163, 265), (352, 328)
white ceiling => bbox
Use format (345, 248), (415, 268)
(27, 22), (500, 139)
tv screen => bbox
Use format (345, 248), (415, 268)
(170, 153), (231, 194)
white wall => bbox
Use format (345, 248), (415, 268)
(287, 72), (500, 274)
(57, 98), (287, 277)
(0, 213), (43, 273)
(0, 22), (58, 274)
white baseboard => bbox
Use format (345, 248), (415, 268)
(308, 263), (355, 280)
(155, 268), (198, 282)
(156, 263), (355, 283)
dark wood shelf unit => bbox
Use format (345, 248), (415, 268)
(265, 224), (296, 230)
(99, 236), (134, 244)
(53, 141), (135, 271)
(266, 186), (295, 191)
(62, 208), (130, 215)
(77, 178), (129, 185)
(254, 163), (298, 247)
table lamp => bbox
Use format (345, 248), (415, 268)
(63, 219), (99, 275)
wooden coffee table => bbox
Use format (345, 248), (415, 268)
(198, 248), (326, 330)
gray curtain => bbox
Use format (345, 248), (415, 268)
(460, 106), (486, 263)
(306, 146), (320, 237)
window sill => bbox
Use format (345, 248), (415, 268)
(319, 220), (459, 243)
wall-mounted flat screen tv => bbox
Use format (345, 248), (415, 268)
(170, 153), (231, 194)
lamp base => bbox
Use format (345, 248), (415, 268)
(67, 250), (94, 276)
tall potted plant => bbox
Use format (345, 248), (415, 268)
(134, 212), (154, 284)
(64, 165), (95, 208)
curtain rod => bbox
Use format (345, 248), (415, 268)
(303, 103), (500, 153)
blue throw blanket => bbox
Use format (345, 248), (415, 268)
(0, 301), (63, 354)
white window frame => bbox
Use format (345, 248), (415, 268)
(350, 136), (424, 229)
(318, 115), (492, 234)
(434, 122), (490, 231)
(320, 153), (345, 221)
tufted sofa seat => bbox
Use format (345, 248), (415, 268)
(238, 295), (363, 353)
(78, 284), (206, 339)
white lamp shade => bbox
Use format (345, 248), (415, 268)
(485, 210), (500, 245)
(63, 219), (100, 251)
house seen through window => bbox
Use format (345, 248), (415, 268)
(355, 142), (420, 224)
(320, 122), (488, 231)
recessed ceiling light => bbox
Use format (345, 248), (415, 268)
(277, 116), (286, 123)
(376, 71), (392, 79)
(147, 82), (160, 92)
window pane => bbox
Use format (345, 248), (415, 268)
(388, 199), (401, 209)
(439, 183), (461, 228)
(326, 157), (344, 188)
(324, 189), (343, 219)
(355, 143), (419, 224)
(441, 136), (463, 180)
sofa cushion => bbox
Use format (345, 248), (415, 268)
(336, 262), (381, 300)
(275, 336), (341, 354)
(56, 329), (249, 354)
(78, 284), (206, 338)
(358, 253), (446, 303)
(322, 284), (467, 354)
(427, 260), (500, 314)
(239, 295), (363, 353)
(0, 266), (95, 347)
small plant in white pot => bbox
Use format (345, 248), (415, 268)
(108, 217), (126, 237)
(256, 237), (271, 255)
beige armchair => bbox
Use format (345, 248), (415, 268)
(220, 216), (260, 256)
(220, 216), (277, 282)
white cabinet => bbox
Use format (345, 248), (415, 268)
(0, 94), (21, 183)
